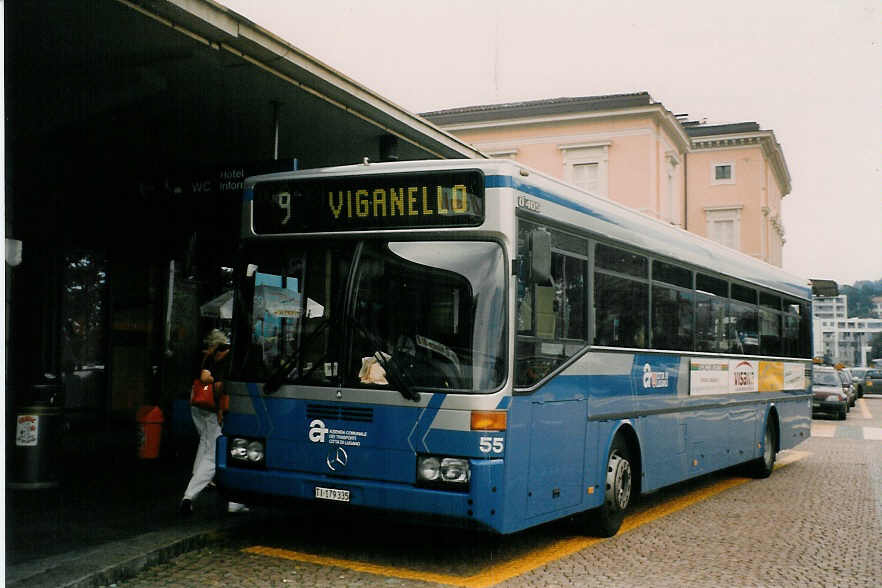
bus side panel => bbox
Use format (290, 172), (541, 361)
(501, 396), (532, 533)
(687, 405), (731, 475)
(636, 412), (686, 492)
(632, 354), (685, 491)
(524, 398), (586, 518)
(730, 402), (762, 466)
(772, 394), (812, 451)
(503, 389), (592, 533)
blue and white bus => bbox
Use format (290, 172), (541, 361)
(218, 159), (812, 536)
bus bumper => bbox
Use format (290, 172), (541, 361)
(216, 456), (506, 533)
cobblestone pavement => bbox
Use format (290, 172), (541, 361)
(120, 398), (882, 588)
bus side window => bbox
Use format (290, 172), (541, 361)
(695, 273), (729, 353)
(729, 283), (758, 355)
(593, 244), (648, 348)
(759, 292), (782, 356)
(651, 260), (693, 351)
(515, 221), (588, 387)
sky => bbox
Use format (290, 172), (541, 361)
(223, 0), (881, 287)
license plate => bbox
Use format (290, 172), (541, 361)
(315, 486), (350, 502)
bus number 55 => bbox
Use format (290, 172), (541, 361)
(479, 436), (504, 454)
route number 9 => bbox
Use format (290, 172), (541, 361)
(276, 191), (291, 225)
(479, 436), (504, 454)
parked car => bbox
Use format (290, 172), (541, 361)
(860, 369), (882, 394)
(849, 367), (869, 397)
(813, 367), (848, 420)
(837, 369), (857, 408)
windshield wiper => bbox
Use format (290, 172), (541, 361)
(264, 317), (334, 394)
(347, 315), (420, 403)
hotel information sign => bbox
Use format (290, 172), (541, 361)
(252, 170), (484, 234)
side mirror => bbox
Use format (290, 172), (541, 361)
(529, 228), (551, 285)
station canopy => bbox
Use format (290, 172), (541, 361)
(5, 0), (484, 178)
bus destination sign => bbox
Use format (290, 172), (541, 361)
(252, 170), (484, 234)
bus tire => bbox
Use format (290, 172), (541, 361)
(587, 435), (633, 537)
(747, 419), (777, 479)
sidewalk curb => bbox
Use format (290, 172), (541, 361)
(7, 520), (242, 588)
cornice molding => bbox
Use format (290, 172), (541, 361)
(437, 104), (692, 154)
(472, 127), (653, 150)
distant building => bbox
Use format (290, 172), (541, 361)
(423, 92), (791, 267)
(872, 296), (882, 318)
(813, 294), (882, 365)
(812, 294), (849, 322)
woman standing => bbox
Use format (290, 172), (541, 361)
(179, 329), (246, 514)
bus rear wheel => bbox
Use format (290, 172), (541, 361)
(747, 419), (777, 478)
(587, 435), (632, 537)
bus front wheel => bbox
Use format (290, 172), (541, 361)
(587, 435), (633, 537)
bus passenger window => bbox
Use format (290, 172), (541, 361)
(652, 286), (693, 350)
(782, 301), (801, 357)
(759, 292), (782, 356)
(562, 256), (586, 340)
(728, 301), (758, 355)
(695, 274), (729, 353)
(594, 244), (648, 349)
(651, 261), (693, 351)
(729, 283), (758, 355)
(515, 221), (588, 387)
(798, 301), (812, 358)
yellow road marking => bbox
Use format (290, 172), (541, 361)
(776, 450), (810, 467)
(244, 452), (808, 588)
(856, 398), (872, 419)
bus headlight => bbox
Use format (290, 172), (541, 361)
(229, 436), (265, 467)
(417, 455), (470, 487)
(246, 440), (265, 462)
(231, 438), (249, 460)
(440, 458), (470, 483)
(417, 456), (441, 481)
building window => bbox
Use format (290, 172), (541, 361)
(712, 162), (735, 185)
(704, 206), (743, 250)
(572, 162), (599, 193)
(560, 142), (611, 197)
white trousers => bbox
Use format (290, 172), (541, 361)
(184, 406), (220, 501)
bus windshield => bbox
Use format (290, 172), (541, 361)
(231, 239), (506, 393)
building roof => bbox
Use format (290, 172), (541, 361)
(683, 122), (761, 137)
(420, 92), (653, 125)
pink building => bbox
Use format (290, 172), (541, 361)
(423, 93), (791, 267)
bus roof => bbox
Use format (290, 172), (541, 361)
(244, 159), (812, 301)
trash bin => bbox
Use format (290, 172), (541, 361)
(136, 405), (164, 459)
(10, 402), (63, 489)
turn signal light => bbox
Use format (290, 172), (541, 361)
(470, 410), (507, 431)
